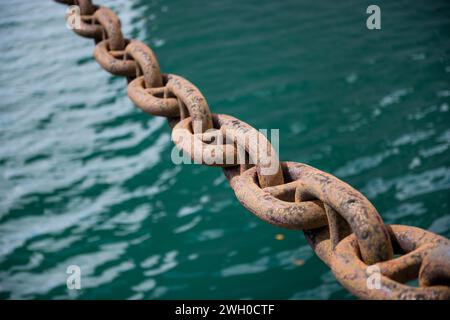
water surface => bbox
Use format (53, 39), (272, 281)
(0, 0), (449, 299)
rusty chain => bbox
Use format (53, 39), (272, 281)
(54, 0), (450, 300)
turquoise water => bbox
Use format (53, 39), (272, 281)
(0, 0), (449, 299)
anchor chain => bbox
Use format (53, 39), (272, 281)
(54, 0), (450, 300)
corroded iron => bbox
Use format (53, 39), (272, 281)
(224, 163), (326, 229)
(127, 75), (179, 117)
(330, 225), (450, 299)
(291, 162), (392, 265)
(165, 74), (213, 134)
(125, 40), (163, 87)
(77, 0), (96, 15)
(58, 1), (104, 42)
(173, 114), (283, 188)
(72, 14), (103, 41)
(419, 245), (450, 287)
(54, 0), (450, 300)
(171, 115), (237, 167)
(129, 74), (213, 132)
(93, 6), (124, 50)
(125, 41), (179, 117)
(228, 161), (392, 265)
(218, 115), (283, 188)
(93, 39), (136, 76)
(62, 1), (103, 40)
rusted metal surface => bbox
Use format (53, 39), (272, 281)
(54, 0), (450, 300)
(77, 0), (96, 15)
(171, 115), (237, 167)
(172, 114), (283, 188)
(90, 7), (134, 75)
(291, 162), (392, 265)
(228, 161), (392, 264)
(218, 115), (283, 188)
(323, 204), (351, 250)
(330, 225), (450, 299)
(127, 75), (179, 117)
(72, 15), (103, 41)
(93, 7), (124, 50)
(93, 39), (136, 76)
(419, 245), (450, 287)
(165, 74), (213, 134)
(224, 163), (326, 229)
(304, 226), (334, 264)
(58, 1), (102, 41)
(125, 40), (163, 87)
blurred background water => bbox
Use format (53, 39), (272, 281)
(0, 0), (449, 299)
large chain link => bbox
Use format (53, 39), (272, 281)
(54, 0), (450, 300)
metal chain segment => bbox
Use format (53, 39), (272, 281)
(173, 114), (284, 188)
(128, 75), (179, 117)
(54, 0), (450, 299)
(124, 40), (163, 88)
(172, 115), (238, 167)
(331, 225), (450, 299)
(77, 0), (96, 15)
(164, 74), (213, 134)
(56, 0), (103, 41)
(291, 166), (393, 265)
(94, 38), (136, 77)
(419, 245), (450, 287)
(73, 14), (103, 41)
(224, 163), (327, 229)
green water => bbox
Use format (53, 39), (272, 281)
(0, 0), (449, 299)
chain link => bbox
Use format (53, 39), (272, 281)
(54, 0), (450, 300)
